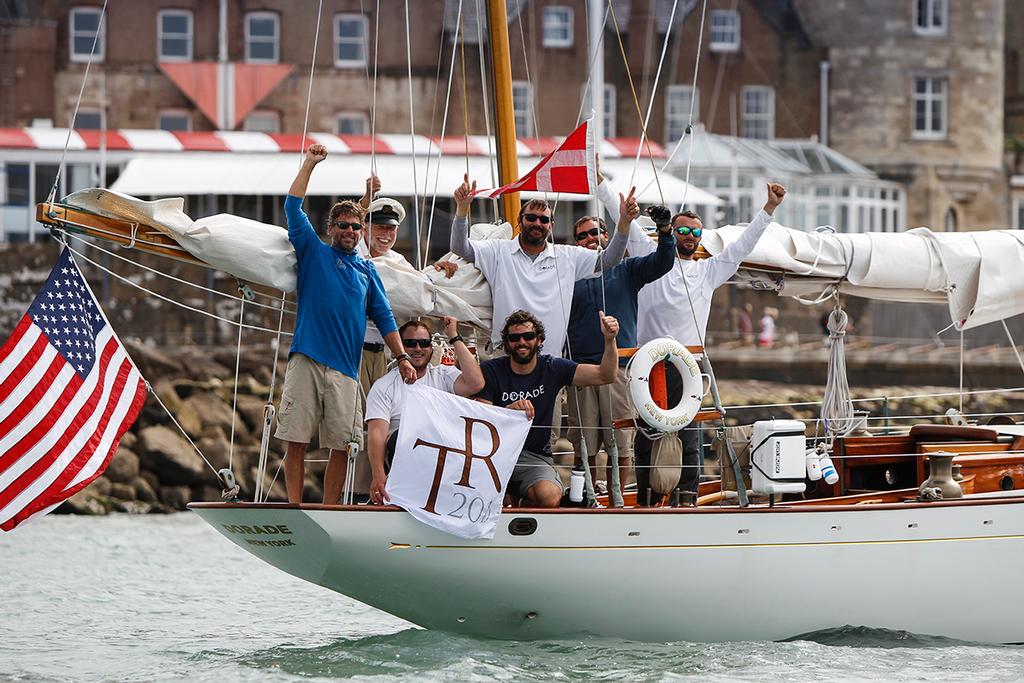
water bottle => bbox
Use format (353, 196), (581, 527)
(819, 454), (839, 485)
(569, 469), (585, 503)
(805, 449), (822, 481)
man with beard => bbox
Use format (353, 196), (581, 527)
(597, 176), (786, 503)
(277, 144), (416, 504)
(365, 315), (485, 505)
(565, 187), (675, 491)
(448, 174), (629, 358)
(475, 309), (621, 508)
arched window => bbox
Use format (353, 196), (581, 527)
(944, 207), (957, 232)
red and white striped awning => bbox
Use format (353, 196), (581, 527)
(0, 127), (667, 158)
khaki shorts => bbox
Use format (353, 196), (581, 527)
(275, 353), (363, 450)
(566, 367), (635, 460)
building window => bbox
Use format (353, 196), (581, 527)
(337, 112), (369, 135)
(542, 6), (573, 48)
(512, 81), (534, 137)
(334, 14), (368, 67)
(912, 76), (947, 139)
(1015, 200), (1024, 229)
(602, 84), (616, 138)
(157, 10), (192, 61)
(70, 7), (105, 63)
(73, 108), (103, 129)
(243, 110), (280, 133)
(665, 85), (699, 143)
(158, 109), (191, 132)
(709, 10), (740, 52)
(5, 163), (31, 206)
(913, 0), (947, 36)
(740, 86), (774, 140)
(245, 12), (279, 64)
(944, 207), (957, 232)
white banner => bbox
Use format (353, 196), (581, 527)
(387, 384), (531, 539)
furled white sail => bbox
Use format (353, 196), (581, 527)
(702, 221), (1024, 330)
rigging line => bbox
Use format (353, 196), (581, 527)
(417, 14), (451, 240)
(369, 0), (382, 176)
(514, 4), (542, 147)
(62, 240), (294, 337)
(629, 0), (681, 190)
(606, 0), (664, 206)
(677, 0), (708, 211)
(576, 4), (611, 126)
(424, 0), (466, 268)
(298, 0), (324, 168)
(959, 329), (965, 414)
(474, 0), (500, 220)
(65, 234), (295, 314)
(1002, 319), (1024, 378)
(404, 0), (423, 269)
(228, 296), (246, 473)
(460, 3), (471, 176)
(48, 0), (109, 204)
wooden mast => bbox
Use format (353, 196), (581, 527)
(485, 0), (521, 228)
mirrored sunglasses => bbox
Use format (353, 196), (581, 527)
(675, 225), (703, 237)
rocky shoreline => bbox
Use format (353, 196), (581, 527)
(56, 345), (1024, 518)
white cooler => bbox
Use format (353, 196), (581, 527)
(749, 419), (807, 495)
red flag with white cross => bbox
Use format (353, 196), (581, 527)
(474, 120), (596, 198)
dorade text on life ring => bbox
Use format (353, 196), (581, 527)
(627, 338), (703, 433)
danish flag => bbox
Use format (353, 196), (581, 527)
(0, 249), (146, 531)
(474, 120), (597, 198)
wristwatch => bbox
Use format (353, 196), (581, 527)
(396, 352), (413, 364)
(448, 335), (464, 345)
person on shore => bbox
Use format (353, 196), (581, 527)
(565, 188), (675, 491)
(475, 309), (621, 508)
(365, 315), (485, 505)
(277, 144), (416, 505)
(354, 176), (460, 500)
(738, 302), (754, 346)
(448, 174), (629, 358)
(759, 307), (778, 348)
(597, 176), (786, 504)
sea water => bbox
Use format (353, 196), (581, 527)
(2, 513), (1022, 682)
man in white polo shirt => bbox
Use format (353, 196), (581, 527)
(598, 175), (786, 503)
(365, 315), (485, 504)
(448, 173), (629, 357)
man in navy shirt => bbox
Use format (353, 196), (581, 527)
(277, 144), (415, 504)
(566, 187), (675, 492)
(476, 309), (621, 507)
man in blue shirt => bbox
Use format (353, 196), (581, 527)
(565, 188), (676, 493)
(476, 309), (620, 507)
(277, 144), (415, 504)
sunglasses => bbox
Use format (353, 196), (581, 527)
(522, 213), (551, 224)
(331, 221), (362, 231)
(675, 226), (703, 237)
(506, 331), (538, 342)
(402, 338), (432, 349)
(574, 227), (606, 241)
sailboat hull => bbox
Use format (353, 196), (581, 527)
(190, 499), (1024, 643)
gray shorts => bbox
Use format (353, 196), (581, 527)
(507, 449), (562, 500)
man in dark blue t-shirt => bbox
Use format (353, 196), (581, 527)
(476, 309), (621, 507)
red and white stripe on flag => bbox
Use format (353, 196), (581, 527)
(0, 249), (146, 531)
(474, 119), (597, 198)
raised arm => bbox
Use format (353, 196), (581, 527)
(597, 174), (654, 257)
(708, 182), (786, 288)
(572, 312), (620, 386)
(443, 316), (485, 396)
(289, 144), (327, 199)
(596, 186), (639, 271)
(359, 174), (381, 210)
(450, 174), (477, 262)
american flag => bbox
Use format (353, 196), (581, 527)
(0, 249), (146, 531)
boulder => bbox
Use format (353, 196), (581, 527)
(105, 446), (140, 484)
(197, 435), (231, 471)
(139, 469), (160, 492)
(234, 394), (270, 434)
(182, 391), (250, 443)
(138, 425), (207, 485)
(134, 476), (158, 502)
(56, 489), (109, 516)
(120, 431), (138, 450)
(173, 398), (204, 438)
(88, 475), (112, 496)
(152, 379), (181, 412)
(126, 341), (184, 379)
(159, 484), (192, 510)
(108, 482), (137, 501)
(179, 349), (231, 380)
(112, 500), (152, 514)
(193, 485), (225, 502)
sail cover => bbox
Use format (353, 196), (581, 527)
(62, 189), (493, 330)
(702, 221), (1024, 330)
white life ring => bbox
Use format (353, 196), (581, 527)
(627, 337), (704, 433)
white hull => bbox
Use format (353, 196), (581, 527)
(191, 499), (1024, 643)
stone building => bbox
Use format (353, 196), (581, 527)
(795, 0), (1008, 231)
